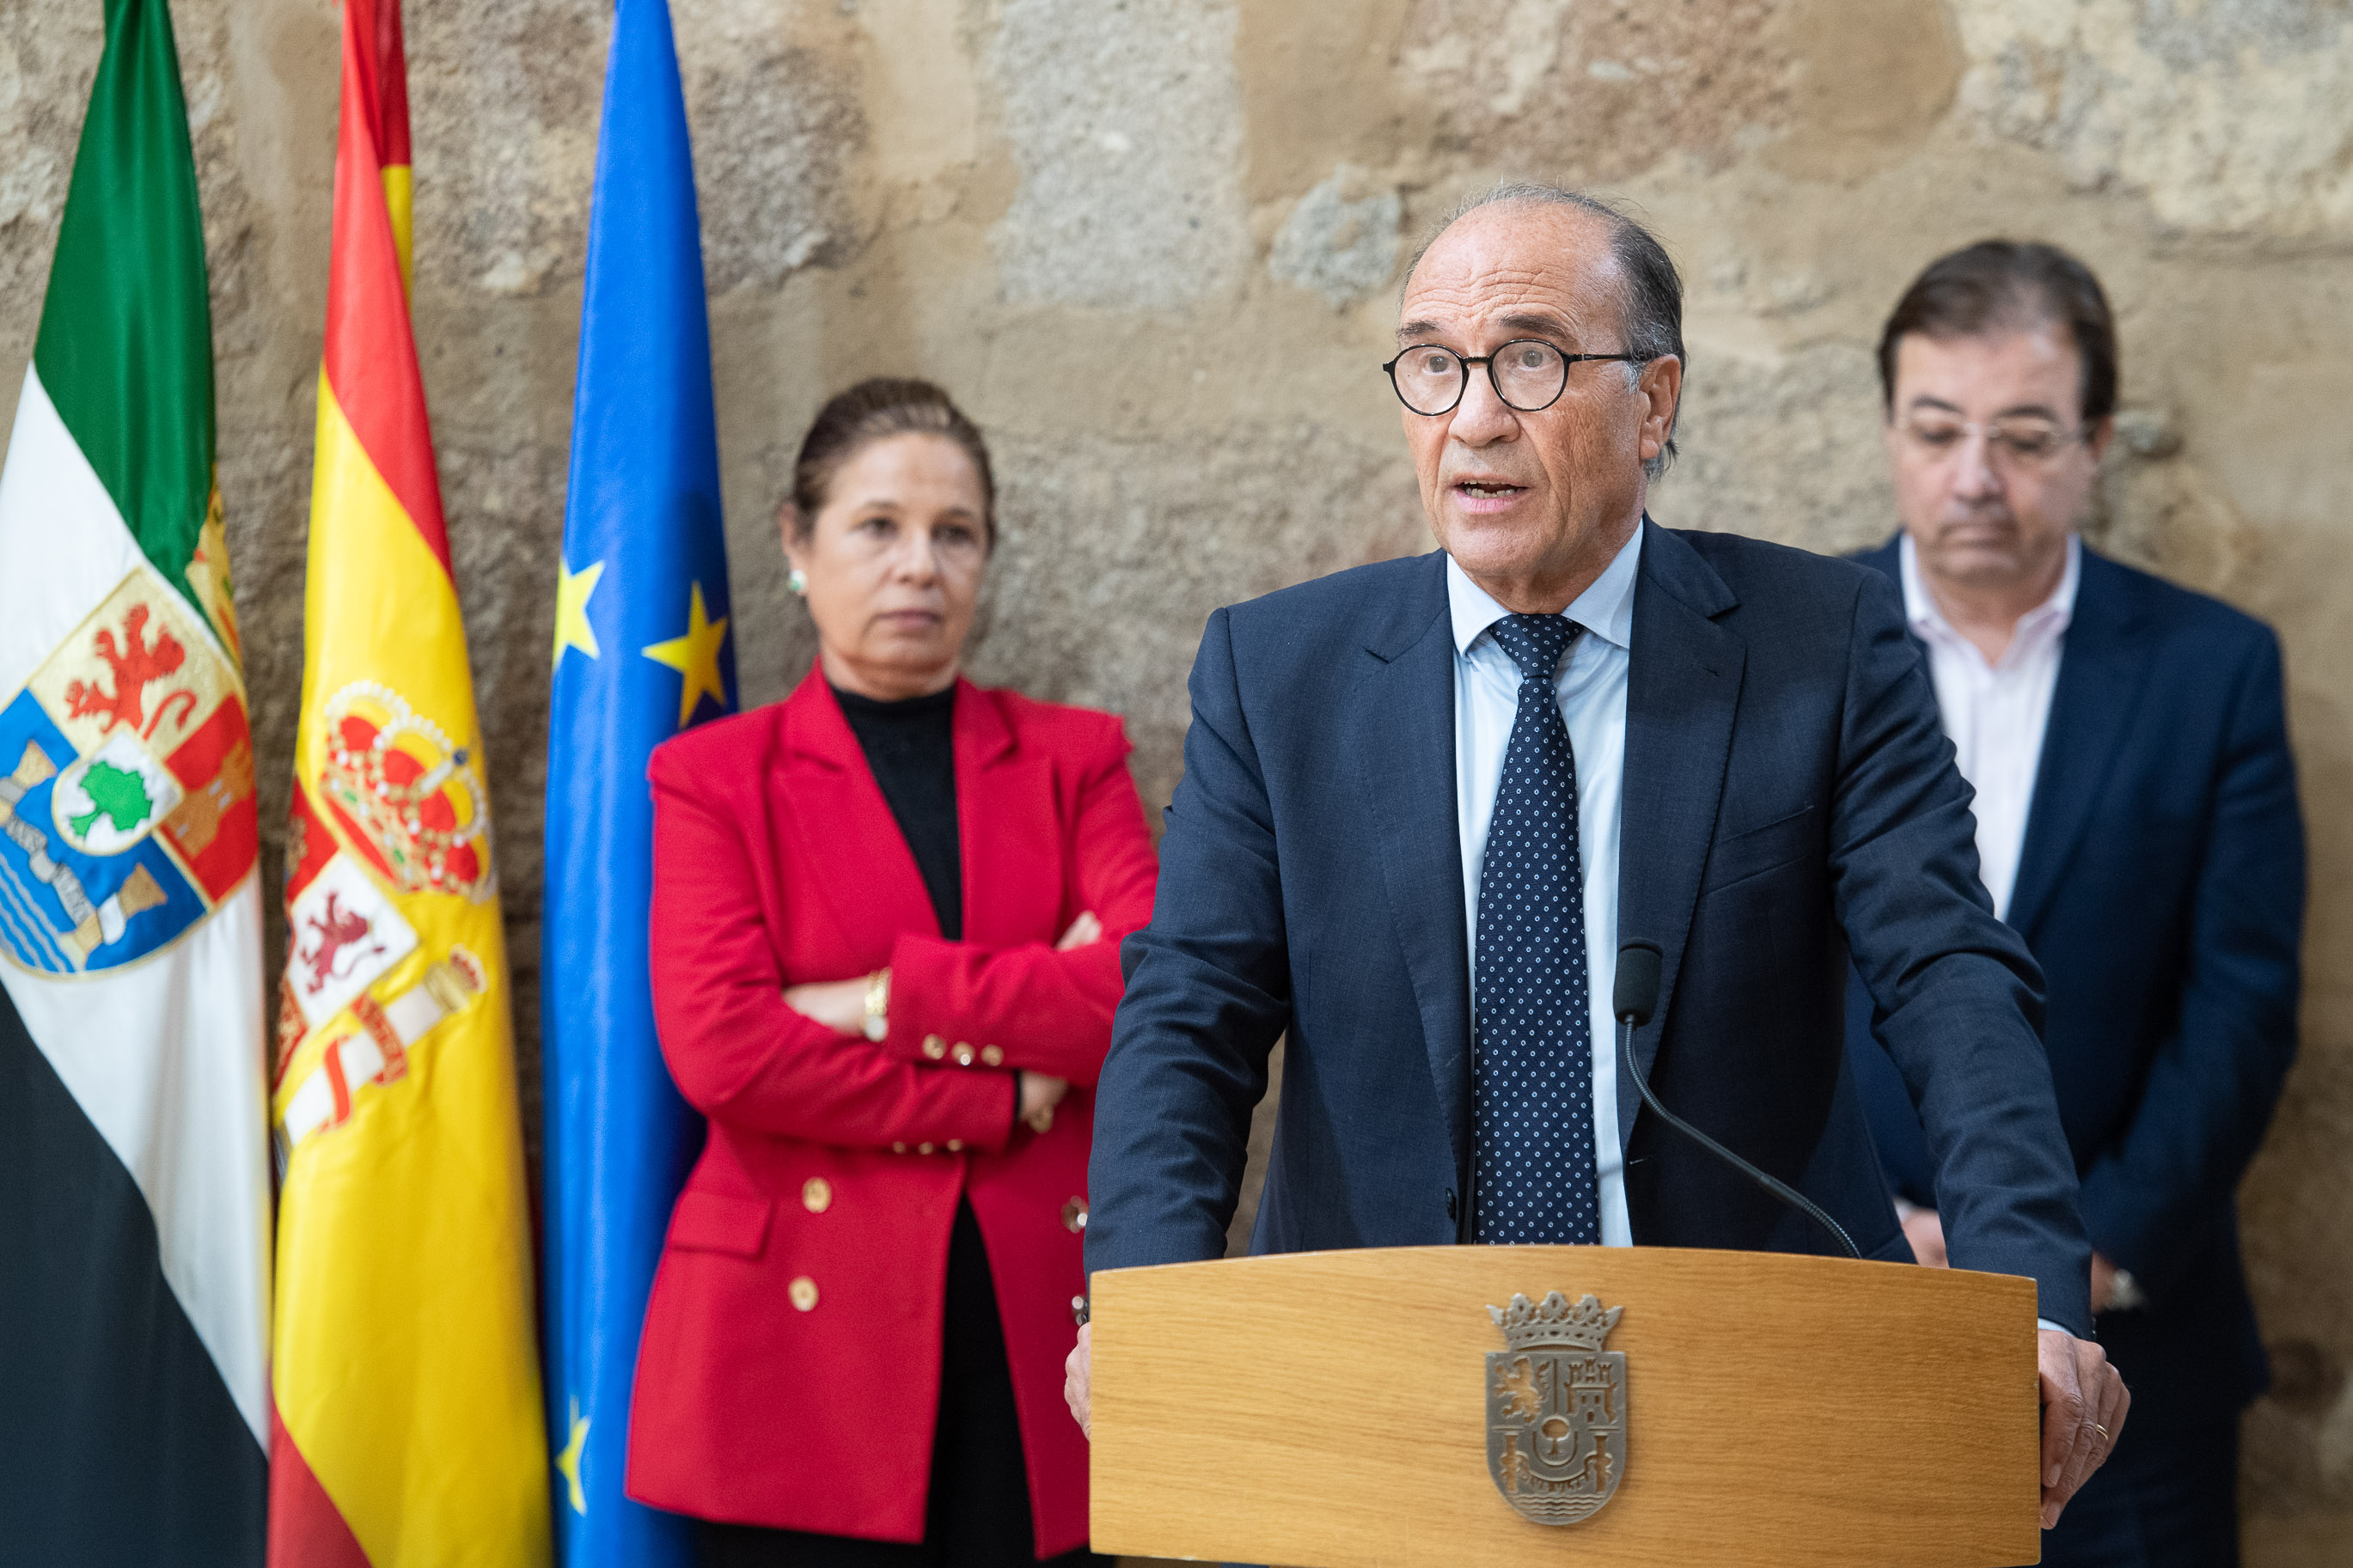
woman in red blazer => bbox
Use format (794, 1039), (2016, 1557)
(627, 380), (1157, 1566)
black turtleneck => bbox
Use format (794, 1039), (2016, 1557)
(832, 684), (962, 940)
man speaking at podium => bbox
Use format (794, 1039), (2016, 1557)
(1073, 185), (2128, 1528)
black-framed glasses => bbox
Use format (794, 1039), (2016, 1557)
(1895, 413), (2087, 467)
(1382, 339), (1647, 416)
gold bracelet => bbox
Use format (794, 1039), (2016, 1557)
(863, 967), (890, 1042)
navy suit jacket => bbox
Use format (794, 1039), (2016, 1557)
(1844, 538), (2305, 1425)
(1090, 520), (2096, 1333)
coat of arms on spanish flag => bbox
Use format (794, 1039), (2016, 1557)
(269, 1), (551, 1563)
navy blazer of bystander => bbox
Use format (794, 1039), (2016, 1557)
(1845, 537), (2305, 1431)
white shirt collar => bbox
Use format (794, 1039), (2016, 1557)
(1445, 523), (1644, 658)
(1898, 531), (2081, 661)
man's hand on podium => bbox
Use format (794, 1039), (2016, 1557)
(2038, 1327), (2128, 1528)
(1064, 1323), (1091, 1439)
(1892, 1199), (1948, 1267)
(1905, 1200), (2133, 1522)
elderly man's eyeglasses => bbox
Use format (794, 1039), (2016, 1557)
(1383, 339), (1647, 417)
(1897, 413), (2087, 467)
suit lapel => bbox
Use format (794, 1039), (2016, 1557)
(1354, 555), (1473, 1172)
(954, 680), (1060, 945)
(2004, 552), (2154, 939)
(1616, 521), (1745, 1151)
(776, 672), (939, 961)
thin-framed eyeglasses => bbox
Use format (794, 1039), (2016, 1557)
(1383, 339), (1648, 417)
(1896, 413), (2087, 468)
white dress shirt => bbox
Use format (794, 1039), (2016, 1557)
(1899, 534), (2080, 921)
(1450, 528), (1641, 1247)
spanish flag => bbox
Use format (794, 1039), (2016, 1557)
(268, 1), (550, 1563)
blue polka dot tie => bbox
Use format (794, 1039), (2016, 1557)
(1473, 613), (1599, 1246)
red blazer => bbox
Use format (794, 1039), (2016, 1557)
(626, 672), (1157, 1553)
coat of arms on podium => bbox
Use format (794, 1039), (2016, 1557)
(1485, 1290), (1626, 1524)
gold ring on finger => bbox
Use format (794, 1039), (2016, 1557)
(2093, 1423), (2110, 1443)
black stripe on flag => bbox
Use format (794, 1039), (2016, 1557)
(0, 981), (266, 1564)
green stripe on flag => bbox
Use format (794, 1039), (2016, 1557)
(31, 0), (214, 612)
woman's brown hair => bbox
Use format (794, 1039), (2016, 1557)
(788, 378), (996, 545)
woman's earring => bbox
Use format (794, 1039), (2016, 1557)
(788, 567), (809, 597)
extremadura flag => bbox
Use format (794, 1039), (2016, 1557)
(266, 1), (552, 1563)
(0, 0), (272, 1559)
(543, 2), (736, 1560)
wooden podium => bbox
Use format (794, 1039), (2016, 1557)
(1089, 1247), (2040, 1566)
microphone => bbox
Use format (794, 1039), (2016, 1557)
(1613, 940), (1861, 1260)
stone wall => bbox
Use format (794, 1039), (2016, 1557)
(4, 0), (2349, 1554)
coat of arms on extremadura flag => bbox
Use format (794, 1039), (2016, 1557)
(0, 568), (255, 975)
(1486, 1290), (1629, 1525)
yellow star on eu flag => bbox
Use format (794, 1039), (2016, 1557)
(553, 558), (605, 668)
(643, 580), (730, 729)
(555, 1396), (590, 1516)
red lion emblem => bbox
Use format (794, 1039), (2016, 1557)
(299, 892), (382, 997)
(64, 604), (186, 736)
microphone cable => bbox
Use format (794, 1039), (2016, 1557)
(1612, 939), (1861, 1260)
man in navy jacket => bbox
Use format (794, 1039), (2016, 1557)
(1072, 187), (2127, 1528)
(1844, 241), (2304, 1566)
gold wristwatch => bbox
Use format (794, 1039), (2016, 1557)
(863, 968), (890, 1042)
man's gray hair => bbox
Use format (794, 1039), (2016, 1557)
(1404, 181), (1686, 478)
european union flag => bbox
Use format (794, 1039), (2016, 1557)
(542, 2), (732, 1561)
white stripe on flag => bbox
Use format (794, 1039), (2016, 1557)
(0, 369), (149, 698)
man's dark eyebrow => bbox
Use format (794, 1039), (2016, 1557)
(1397, 310), (1580, 346)
(1904, 394), (2069, 422)
(1495, 309), (1578, 339)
